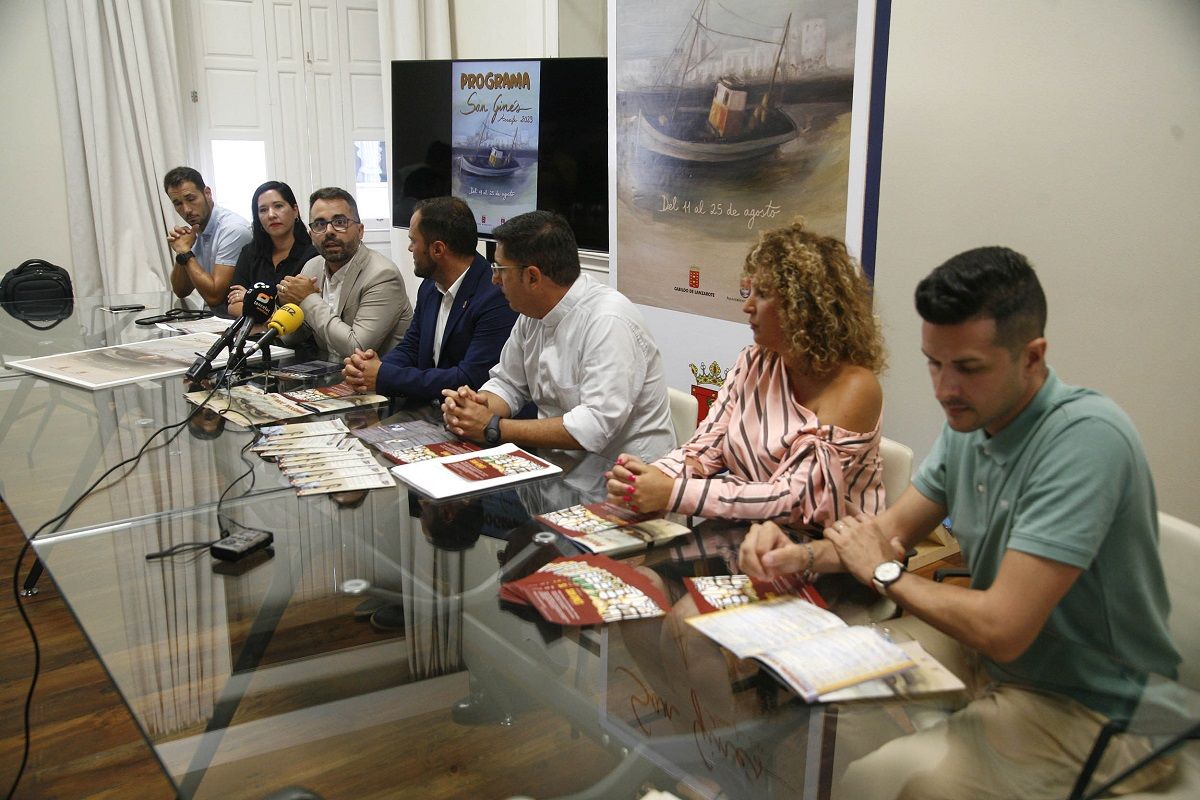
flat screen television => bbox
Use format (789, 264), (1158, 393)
(391, 57), (609, 254)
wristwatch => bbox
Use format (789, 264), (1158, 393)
(483, 414), (502, 445)
(175, 250), (194, 266)
(871, 560), (905, 595)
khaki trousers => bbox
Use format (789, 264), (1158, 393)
(829, 617), (1176, 800)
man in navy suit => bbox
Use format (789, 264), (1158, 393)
(342, 196), (517, 404)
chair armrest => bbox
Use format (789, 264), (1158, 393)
(932, 567), (971, 583)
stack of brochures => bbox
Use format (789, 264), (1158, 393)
(185, 383), (386, 427)
(500, 554), (671, 625)
(352, 418), (480, 464)
(536, 501), (692, 556)
(252, 419), (395, 496)
(390, 442), (562, 499)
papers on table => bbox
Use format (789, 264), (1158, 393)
(536, 501), (692, 556)
(352, 418), (481, 464)
(185, 385), (313, 427)
(11, 332), (291, 391)
(156, 317), (235, 335)
(686, 596), (917, 702)
(817, 640), (965, 702)
(185, 384), (387, 427)
(390, 442), (562, 499)
(281, 382), (387, 412)
(252, 418), (395, 496)
(500, 554), (671, 624)
(684, 572), (827, 613)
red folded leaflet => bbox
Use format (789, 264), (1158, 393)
(685, 572), (827, 614)
(500, 554), (671, 625)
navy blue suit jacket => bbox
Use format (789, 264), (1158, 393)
(376, 253), (517, 401)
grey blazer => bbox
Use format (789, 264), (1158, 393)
(284, 245), (413, 361)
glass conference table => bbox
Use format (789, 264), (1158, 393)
(1, 294), (1195, 799)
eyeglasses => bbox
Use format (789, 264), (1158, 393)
(489, 262), (528, 277)
(309, 216), (359, 234)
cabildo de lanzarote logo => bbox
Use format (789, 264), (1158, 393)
(674, 266), (714, 298)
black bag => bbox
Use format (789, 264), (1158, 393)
(1, 259), (75, 329)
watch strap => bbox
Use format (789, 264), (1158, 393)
(175, 250), (195, 266)
(872, 560), (905, 594)
(484, 414), (502, 444)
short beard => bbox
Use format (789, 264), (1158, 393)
(321, 239), (359, 266)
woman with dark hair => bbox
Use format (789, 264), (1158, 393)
(226, 181), (317, 317)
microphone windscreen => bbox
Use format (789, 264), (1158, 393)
(246, 282), (277, 322)
(266, 303), (304, 335)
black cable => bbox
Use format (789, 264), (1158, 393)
(6, 539), (38, 800)
(6, 379), (228, 799)
(144, 541), (216, 560)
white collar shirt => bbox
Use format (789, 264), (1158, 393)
(321, 262), (346, 312)
(480, 273), (675, 463)
(432, 267), (469, 366)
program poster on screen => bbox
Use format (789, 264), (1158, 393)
(451, 60), (542, 233)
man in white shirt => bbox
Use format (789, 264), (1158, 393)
(278, 187), (412, 361)
(441, 210), (674, 463)
(163, 166), (251, 317)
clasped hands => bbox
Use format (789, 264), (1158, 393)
(440, 385), (493, 443)
(343, 348), (381, 393)
(166, 225), (197, 255)
(603, 454), (674, 514)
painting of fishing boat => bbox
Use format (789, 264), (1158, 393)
(460, 145), (521, 177)
(615, 0), (871, 325)
(458, 122), (523, 177)
(637, 1), (800, 162)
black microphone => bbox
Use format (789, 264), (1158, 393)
(185, 315), (250, 382)
(230, 282), (276, 357)
(246, 281), (277, 323)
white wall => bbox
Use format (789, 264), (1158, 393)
(873, 0), (1200, 522)
(0, 0), (72, 273)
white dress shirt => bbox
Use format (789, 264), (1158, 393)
(320, 263), (345, 312)
(432, 268), (468, 366)
(481, 273), (675, 463)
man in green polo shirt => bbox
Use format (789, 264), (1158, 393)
(740, 246), (1180, 798)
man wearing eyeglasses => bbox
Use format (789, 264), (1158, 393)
(278, 187), (412, 361)
(341, 196), (517, 404)
(441, 210), (675, 463)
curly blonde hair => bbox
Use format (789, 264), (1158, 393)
(743, 221), (886, 376)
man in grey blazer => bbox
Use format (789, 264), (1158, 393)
(278, 187), (413, 361)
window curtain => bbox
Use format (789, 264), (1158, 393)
(45, 0), (188, 298)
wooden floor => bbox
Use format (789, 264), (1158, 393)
(0, 500), (175, 799)
(0, 497), (965, 799)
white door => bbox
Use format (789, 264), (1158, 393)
(179, 0), (390, 257)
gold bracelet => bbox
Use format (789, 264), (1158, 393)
(802, 540), (816, 583)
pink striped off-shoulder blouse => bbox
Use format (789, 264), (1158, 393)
(652, 346), (884, 530)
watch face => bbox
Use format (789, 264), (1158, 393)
(484, 418), (501, 444)
(874, 560), (903, 584)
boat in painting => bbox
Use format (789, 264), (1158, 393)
(638, 0), (799, 163)
(459, 121), (522, 177)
